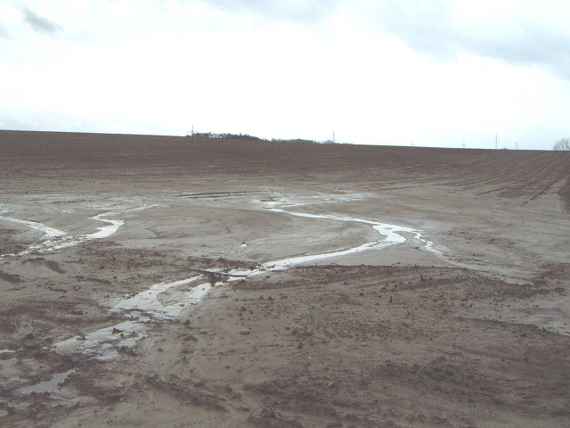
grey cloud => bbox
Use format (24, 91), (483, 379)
(375, 1), (570, 79)
(463, 30), (570, 79)
(205, 0), (570, 78)
(205, 0), (338, 22)
(23, 8), (60, 35)
(376, 0), (456, 58)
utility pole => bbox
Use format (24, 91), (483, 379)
(495, 134), (498, 150)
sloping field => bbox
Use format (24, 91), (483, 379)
(1, 131), (569, 210)
(0, 131), (569, 427)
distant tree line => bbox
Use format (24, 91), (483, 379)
(270, 138), (319, 145)
(188, 132), (264, 141)
(186, 132), (343, 145)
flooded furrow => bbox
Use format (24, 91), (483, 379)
(264, 207), (442, 269)
(54, 276), (208, 361)
(0, 205), (156, 258)
(17, 370), (76, 399)
(39, 213), (125, 253)
(0, 215), (66, 240)
(0, 215), (67, 258)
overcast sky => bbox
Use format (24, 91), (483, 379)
(1, 0), (569, 149)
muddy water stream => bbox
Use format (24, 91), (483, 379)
(0, 204), (161, 258)
(0, 212), (126, 257)
(53, 197), (441, 361)
(7, 195), (442, 394)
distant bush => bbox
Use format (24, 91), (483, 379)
(270, 138), (319, 145)
(188, 132), (264, 142)
(554, 138), (570, 151)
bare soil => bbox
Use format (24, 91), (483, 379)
(1, 131), (569, 427)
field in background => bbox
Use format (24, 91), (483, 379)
(1, 131), (570, 428)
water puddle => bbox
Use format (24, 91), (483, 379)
(112, 276), (203, 319)
(85, 214), (124, 240)
(164, 282), (212, 315)
(55, 320), (147, 361)
(55, 276), (209, 360)
(0, 215), (66, 239)
(17, 369), (75, 398)
(0, 215), (67, 258)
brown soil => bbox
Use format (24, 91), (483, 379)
(0, 131), (569, 427)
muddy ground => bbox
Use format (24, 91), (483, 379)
(1, 131), (570, 427)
